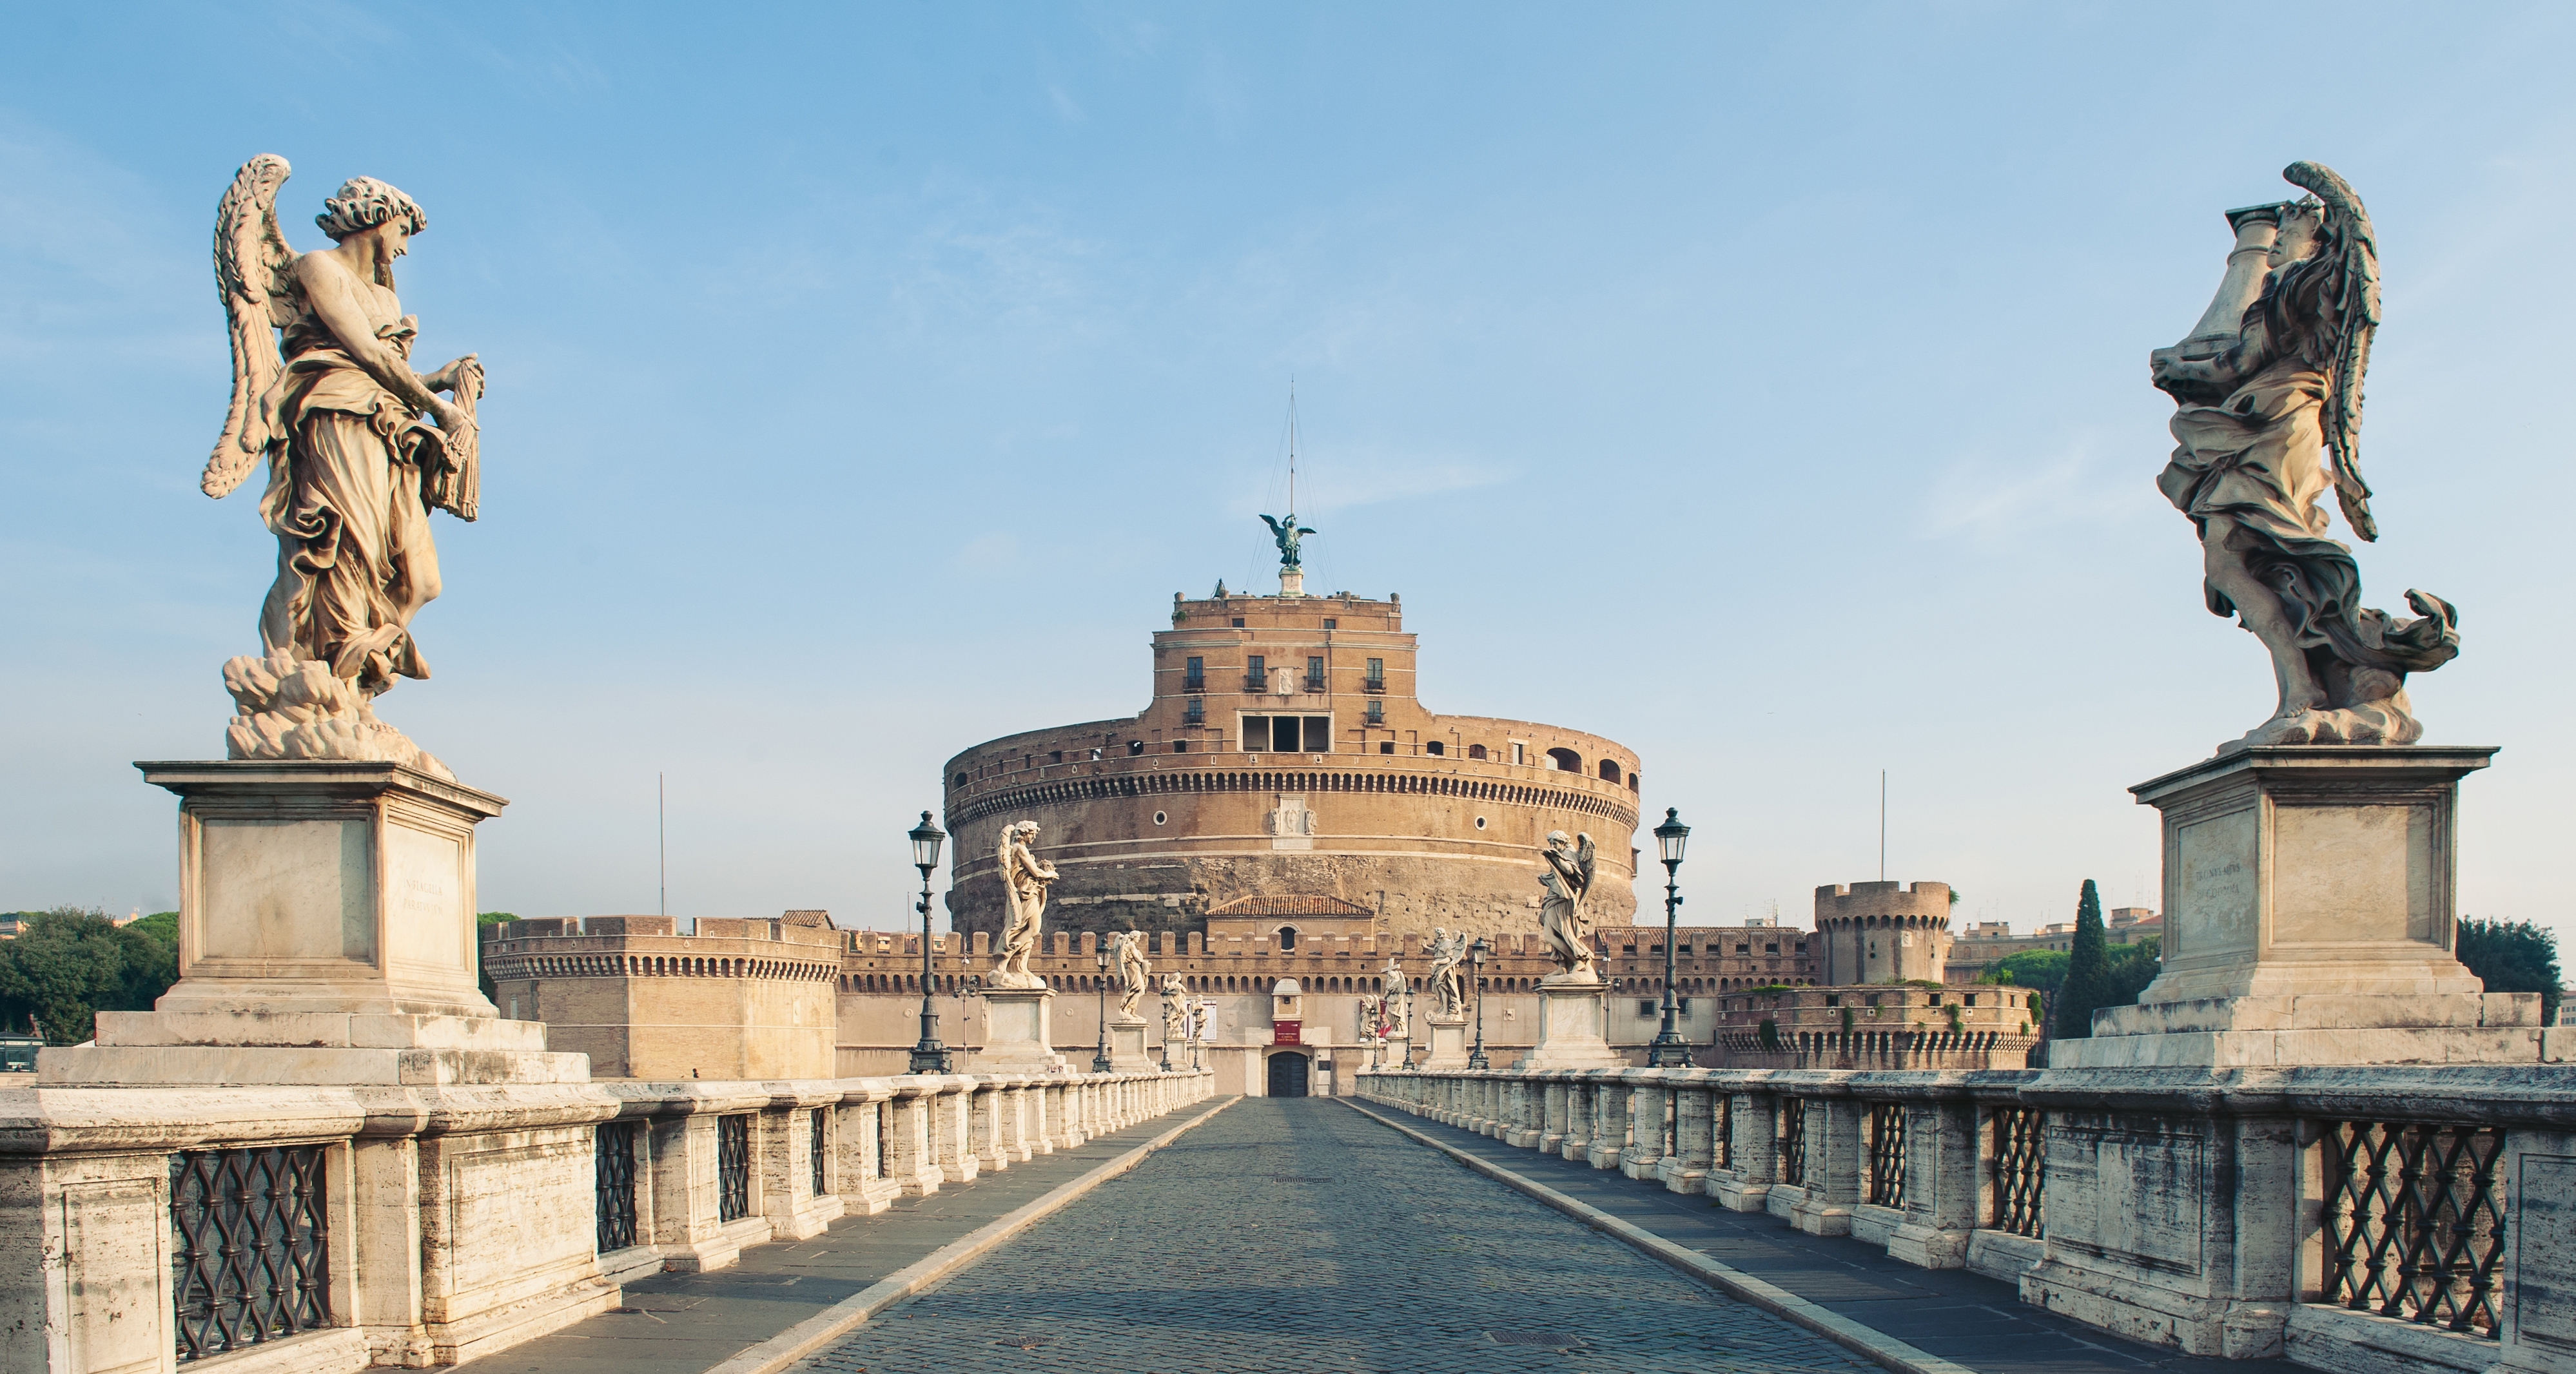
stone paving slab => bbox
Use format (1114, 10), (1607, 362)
(799, 1100), (1880, 1374)
(1348, 1101), (2308, 1374)
(469, 1098), (1233, 1373)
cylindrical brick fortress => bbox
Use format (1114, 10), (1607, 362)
(942, 588), (1641, 943)
(1813, 880), (1955, 985)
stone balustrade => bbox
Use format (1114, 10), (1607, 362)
(0, 1068), (1211, 1373)
(1361, 1064), (2576, 1374)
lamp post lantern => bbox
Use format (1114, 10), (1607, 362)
(904, 811), (951, 1075)
(1401, 981), (1417, 1070)
(1091, 940), (1113, 1073)
(1466, 936), (1493, 1069)
(1645, 807), (1693, 1067)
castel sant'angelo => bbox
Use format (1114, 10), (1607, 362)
(938, 561), (1644, 947)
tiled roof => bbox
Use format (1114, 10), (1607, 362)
(1205, 894), (1376, 918)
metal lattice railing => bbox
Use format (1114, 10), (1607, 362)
(1779, 1098), (1807, 1186)
(811, 1110), (829, 1195)
(171, 1145), (331, 1362)
(1867, 1101), (1908, 1207)
(2322, 1119), (2506, 1336)
(875, 1102), (893, 1178)
(1991, 1106), (2045, 1237)
(718, 1114), (752, 1223)
(1716, 1092), (1733, 1170)
(595, 1122), (639, 1253)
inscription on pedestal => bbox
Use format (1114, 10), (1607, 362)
(384, 823), (467, 973)
(2176, 809), (2257, 960)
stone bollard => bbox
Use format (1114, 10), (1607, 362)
(1625, 1072), (1670, 1181)
(1788, 1089), (1861, 1237)
(833, 1089), (904, 1217)
(1557, 1076), (1590, 1159)
(1590, 1070), (1632, 1169)
(932, 1078), (980, 1186)
(1709, 1087), (1777, 1212)
(886, 1080), (946, 1197)
(1884, 1089), (1977, 1270)
(1666, 1074), (1717, 1195)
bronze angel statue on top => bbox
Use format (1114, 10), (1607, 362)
(2149, 161), (2457, 751)
(202, 155), (483, 777)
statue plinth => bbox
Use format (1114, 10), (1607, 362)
(1106, 1016), (1156, 1073)
(1518, 980), (1623, 1070)
(43, 759), (585, 1086)
(1423, 1015), (1470, 1069)
(971, 986), (1067, 1074)
(2054, 746), (2546, 1069)
(1278, 569), (1304, 597)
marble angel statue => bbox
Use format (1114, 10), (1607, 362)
(1423, 928), (1468, 1019)
(1537, 831), (1599, 982)
(1159, 974), (1188, 1042)
(2149, 161), (2458, 751)
(992, 822), (1056, 988)
(1114, 929), (1152, 1020)
(202, 155), (485, 777)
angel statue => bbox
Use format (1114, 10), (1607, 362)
(1113, 929), (1153, 1020)
(202, 155), (485, 778)
(1423, 927), (1468, 1019)
(1159, 974), (1188, 1043)
(991, 822), (1056, 989)
(1537, 831), (1599, 983)
(2149, 161), (2459, 751)
(1259, 513), (1316, 570)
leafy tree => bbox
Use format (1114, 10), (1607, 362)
(2052, 880), (2111, 1040)
(1983, 949), (2069, 995)
(2102, 936), (2162, 1008)
(2457, 918), (2562, 1024)
(0, 907), (179, 1044)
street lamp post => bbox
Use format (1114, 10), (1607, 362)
(904, 811), (950, 1076)
(1159, 988), (1175, 1072)
(1401, 982), (1417, 1070)
(1466, 937), (1492, 1069)
(1645, 807), (1693, 1068)
(1091, 941), (1113, 1072)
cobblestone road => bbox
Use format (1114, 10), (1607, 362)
(801, 1099), (1876, 1374)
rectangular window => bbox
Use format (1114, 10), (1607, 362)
(1365, 700), (1385, 724)
(1271, 717), (1301, 752)
(1305, 656), (1325, 691)
(1183, 698), (1204, 725)
(1049, 750), (1062, 764)
(1323, 618), (1337, 630)
(1302, 716), (1331, 752)
(1245, 655), (1266, 691)
(1240, 715), (1266, 751)
(1184, 656), (1204, 689)
(1511, 742), (1527, 766)
(1364, 657), (1385, 691)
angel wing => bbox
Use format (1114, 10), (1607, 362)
(204, 154), (302, 499)
(2283, 160), (2382, 541)
(1260, 514), (1285, 539)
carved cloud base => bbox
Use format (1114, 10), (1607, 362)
(222, 651), (452, 780)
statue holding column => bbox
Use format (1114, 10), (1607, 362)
(1537, 830), (1599, 982)
(2149, 160), (2458, 752)
(1423, 927), (1468, 1018)
(203, 155), (485, 778)
(991, 821), (1055, 989)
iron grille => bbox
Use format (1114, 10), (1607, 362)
(171, 1145), (330, 1362)
(717, 1114), (752, 1223)
(811, 1110), (829, 1195)
(595, 1121), (639, 1253)
(1716, 1092), (1733, 1170)
(2322, 1119), (2506, 1336)
(1992, 1106), (2045, 1237)
(1779, 1098), (1806, 1186)
(875, 1102), (892, 1179)
(1866, 1101), (1908, 1206)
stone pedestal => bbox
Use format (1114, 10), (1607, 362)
(2027, 746), (2539, 1360)
(1423, 1016), (1470, 1069)
(970, 987), (1067, 1074)
(1106, 1016), (1156, 1074)
(2056, 746), (2539, 1070)
(44, 760), (585, 1087)
(1517, 979), (1623, 1070)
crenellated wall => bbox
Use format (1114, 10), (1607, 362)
(1813, 881), (1955, 986)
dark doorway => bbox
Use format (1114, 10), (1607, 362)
(1266, 1052), (1310, 1098)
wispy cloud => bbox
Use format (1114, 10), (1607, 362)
(1923, 433), (2146, 545)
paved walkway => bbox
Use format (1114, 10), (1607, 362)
(1344, 1100), (2308, 1374)
(800, 1099), (1878, 1374)
(473, 1098), (1234, 1373)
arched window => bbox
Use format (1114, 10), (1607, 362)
(1425, 740), (1445, 756)
(1545, 747), (1581, 772)
(1277, 925), (1298, 951)
(1467, 743), (1487, 760)
(953, 772), (967, 786)
(1598, 759), (1621, 784)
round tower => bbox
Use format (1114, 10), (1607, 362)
(941, 587), (1643, 944)
(1813, 881), (1954, 985)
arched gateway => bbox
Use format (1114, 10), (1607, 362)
(1265, 1050), (1311, 1098)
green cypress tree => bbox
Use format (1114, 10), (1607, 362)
(2054, 880), (2110, 1040)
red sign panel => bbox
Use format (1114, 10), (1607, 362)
(1273, 1020), (1302, 1045)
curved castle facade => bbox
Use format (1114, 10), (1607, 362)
(940, 586), (1643, 943)
(1814, 880), (1955, 985)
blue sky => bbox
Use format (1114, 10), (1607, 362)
(5, 3), (2571, 951)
